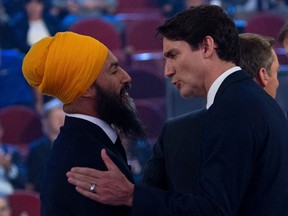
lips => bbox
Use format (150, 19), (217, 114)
(173, 80), (181, 90)
(120, 84), (131, 97)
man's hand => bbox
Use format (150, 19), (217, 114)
(66, 149), (135, 206)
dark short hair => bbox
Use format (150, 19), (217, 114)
(157, 4), (240, 64)
(238, 33), (275, 77)
(278, 21), (288, 45)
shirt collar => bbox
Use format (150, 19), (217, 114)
(206, 66), (241, 109)
(65, 113), (118, 143)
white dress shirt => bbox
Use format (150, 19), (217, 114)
(206, 66), (241, 109)
(65, 113), (118, 144)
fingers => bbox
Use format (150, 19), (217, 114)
(75, 186), (103, 203)
(67, 169), (97, 184)
(68, 148), (117, 175)
(67, 172), (89, 188)
(70, 167), (102, 178)
(66, 148), (116, 189)
(100, 149), (117, 170)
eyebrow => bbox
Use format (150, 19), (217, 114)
(109, 62), (119, 70)
(164, 49), (176, 58)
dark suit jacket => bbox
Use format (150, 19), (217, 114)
(132, 70), (288, 216)
(142, 109), (206, 194)
(41, 116), (133, 216)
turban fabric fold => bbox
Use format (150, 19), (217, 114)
(22, 32), (108, 104)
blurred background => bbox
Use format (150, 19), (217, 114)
(0, 1), (288, 215)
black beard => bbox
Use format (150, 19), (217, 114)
(94, 84), (147, 139)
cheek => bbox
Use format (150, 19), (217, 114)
(275, 78), (279, 89)
(284, 45), (288, 54)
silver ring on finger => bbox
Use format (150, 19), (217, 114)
(89, 183), (96, 193)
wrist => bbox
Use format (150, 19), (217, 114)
(126, 183), (135, 207)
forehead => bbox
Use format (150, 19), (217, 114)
(100, 51), (117, 70)
(96, 50), (118, 81)
(163, 38), (191, 54)
(270, 49), (279, 72)
(283, 37), (288, 50)
(271, 49), (279, 64)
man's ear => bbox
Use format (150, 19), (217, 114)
(256, 68), (268, 87)
(202, 36), (216, 58)
(83, 85), (96, 98)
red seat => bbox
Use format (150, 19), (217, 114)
(128, 67), (166, 99)
(125, 18), (164, 53)
(69, 17), (127, 64)
(69, 18), (122, 50)
(117, 0), (157, 13)
(244, 12), (285, 48)
(244, 12), (286, 65)
(8, 190), (40, 216)
(134, 99), (166, 144)
(0, 105), (43, 157)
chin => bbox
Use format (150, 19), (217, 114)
(180, 90), (192, 99)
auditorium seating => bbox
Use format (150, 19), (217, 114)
(0, 105), (43, 158)
(8, 190), (40, 216)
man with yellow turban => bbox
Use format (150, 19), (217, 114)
(22, 31), (146, 215)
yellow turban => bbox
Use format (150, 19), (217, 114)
(22, 32), (108, 104)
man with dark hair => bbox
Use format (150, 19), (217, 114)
(67, 5), (288, 216)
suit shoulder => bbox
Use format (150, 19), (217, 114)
(165, 109), (206, 129)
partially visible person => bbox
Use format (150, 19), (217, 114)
(141, 32), (281, 194)
(22, 32), (146, 215)
(0, 23), (43, 112)
(1, 0), (25, 17)
(67, 5), (288, 216)
(238, 33), (279, 98)
(25, 98), (65, 192)
(2, 0), (52, 17)
(60, 0), (124, 33)
(0, 3), (14, 49)
(48, 0), (70, 21)
(64, 33), (283, 199)
(157, 0), (186, 18)
(0, 121), (27, 196)
(0, 48), (37, 110)
(278, 20), (288, 57)
(0, 196), (11, 216)
(10, 0), (60, 54)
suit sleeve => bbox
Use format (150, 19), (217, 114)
(131, 109), (256, 216)
(140, 124), (169, 191)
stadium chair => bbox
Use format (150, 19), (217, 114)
(127, 67), (166, 99)
(244, 12), (285, 47)
(0, 105), (43, 157)
(134, 99), (166, 144)
(69, 18), (122, 50)
(117, 0), (157, 13)
(244, 12), (286, 65)
(8, 190), (40, 216)
(124, 17), (164, 53)
(69, 17), (127, 64)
